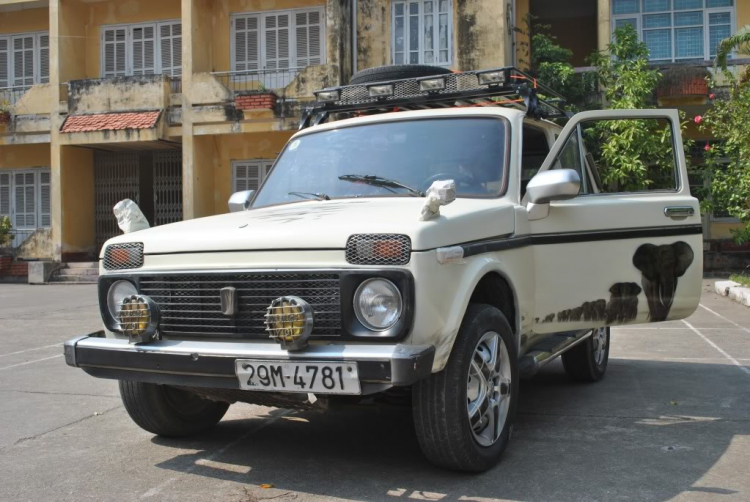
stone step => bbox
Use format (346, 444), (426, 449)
(65, 262), (99, 269)
(57, 268), (99, 276)
(49, 275), (98, 284)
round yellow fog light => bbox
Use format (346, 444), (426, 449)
(264, 296), (314, 351)
(117, 294), (160, 345)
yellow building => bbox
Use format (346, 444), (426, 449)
(1, 0), (748, 268)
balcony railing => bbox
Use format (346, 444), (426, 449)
(8, 229), (36, 249)
(169, 76), (182, 94)
(0, 85), (31, 106)
(211, 68), (305, 95)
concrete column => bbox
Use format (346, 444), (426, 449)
(597, 0), (611, 54)
(49, 0), (62, 261)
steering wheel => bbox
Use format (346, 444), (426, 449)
(422, 172), (476, 190)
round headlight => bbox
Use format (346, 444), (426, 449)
(107, 280), (138, 319)
(353, 278), (403, 331)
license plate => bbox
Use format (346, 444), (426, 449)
(235, 360), (361, 395)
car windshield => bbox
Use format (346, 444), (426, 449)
(251, 117), (508, 209)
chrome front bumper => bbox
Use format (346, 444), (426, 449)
(64, 332), (435, 395)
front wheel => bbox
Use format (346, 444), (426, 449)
(412, 304), (518, 472)
(119, 381), (229, 437)
(561, 327), (610, 382)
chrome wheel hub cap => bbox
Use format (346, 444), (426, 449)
(467, 331), (511, 447)
(592, 327), (608, 366)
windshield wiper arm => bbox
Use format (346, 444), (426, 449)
(288, 191), (330, 201)
(338, 174), (425, 197)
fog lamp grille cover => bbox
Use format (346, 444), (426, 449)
(265, 296), (314, 351)
(103, 243), (144, 270)
(117, 294), (159, 344)
(346, 234), (411, 265)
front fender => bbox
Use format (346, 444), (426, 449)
(408, 247), (533, 372)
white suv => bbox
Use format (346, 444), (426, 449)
(65, 66), (702, 472)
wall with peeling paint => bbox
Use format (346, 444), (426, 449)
(0, 143), (50, 169)
(0, 6), (49, 35)
(211, 131), (293, 214)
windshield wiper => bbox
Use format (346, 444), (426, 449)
(288, 191), (330, 201)
(338, 174), (425, 197)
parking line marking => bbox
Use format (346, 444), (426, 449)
(0, 354), (63, 371)
(682, 319), (750, 377)
(699, 303), (750, 334)
(0, 343), (63, 359)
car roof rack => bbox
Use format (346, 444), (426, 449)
(300, 66), (567, 130)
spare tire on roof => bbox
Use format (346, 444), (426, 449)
(349, 64), (453, 85)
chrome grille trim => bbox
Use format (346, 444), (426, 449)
(346, 234), (411, 265)
(138, 272), (341, 338)
(103, 243), (144, 270)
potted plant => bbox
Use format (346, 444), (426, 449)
(0, 98), (10, 125)
(657, 66), (710, 100)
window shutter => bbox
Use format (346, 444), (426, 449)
(39, 170), (51, 227)
(158, 21), (182, 76)
(14, 172), (36, 228)
(0, 37), (9, 89)
(232, 15), (260, 72)
(295, 10), (323, 67)
(103, 27), (127, 77)
(264, 13), (291, 70)
(233, 162), (263, 192)
(0, 172), (10, 219)
(12, 35), (35, 87)
(38, 32), (49, 83)
(131, 24), (156, 75)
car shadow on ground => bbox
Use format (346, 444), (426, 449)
(150, 358), (750, 502)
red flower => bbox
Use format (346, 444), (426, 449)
(709, 93), (716, 100)
(704, 143), (711, 152)
(694, 115), (703, 124)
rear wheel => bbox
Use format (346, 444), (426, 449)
(561, 327), (610, 382)
(119, 381), (229, 437)
(413, 304), (518, 472)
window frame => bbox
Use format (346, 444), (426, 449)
(0, 31), (49, 89)
(100, 19), (182, 78)
(610, 0), (735, 62)
(232, 159), (275, 194)
(229, 7), (326, 74)
(391, 0), (453, 66)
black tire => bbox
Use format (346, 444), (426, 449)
(119, 381), (230, 437)
(413, 304), (519, 472)
(561, 327), (610, 382)
(349, 64), (453, 85)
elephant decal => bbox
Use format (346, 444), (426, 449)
(632, 241), (694, 322)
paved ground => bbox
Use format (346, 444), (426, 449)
(1, 280), (749, 502)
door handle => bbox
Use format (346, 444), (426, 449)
(664, 206), (695, 218)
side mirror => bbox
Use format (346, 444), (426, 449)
(228, 190), (255, 213)
(526, 169), (580, 204)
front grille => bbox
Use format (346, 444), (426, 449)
(103, 243), (144, 270)
(139, 272), (341, 338)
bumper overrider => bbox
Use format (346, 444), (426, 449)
(64, 333), (435, 395)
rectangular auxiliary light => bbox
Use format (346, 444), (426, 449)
(367, 83), (395, 98)
(418, 76), (446, 92)
(314, 88), (341, 102)
(477, 69), (506, 86)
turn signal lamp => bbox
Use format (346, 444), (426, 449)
(265, 296), (314, 351)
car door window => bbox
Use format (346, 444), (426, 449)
(520, 125), (551, 198)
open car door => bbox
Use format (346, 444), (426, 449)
(523, 109), (703, 335)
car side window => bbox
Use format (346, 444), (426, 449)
(520, 125), (551, 198)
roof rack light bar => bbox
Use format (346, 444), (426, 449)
(300, 67), (567, 129)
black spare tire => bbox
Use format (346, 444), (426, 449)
(349, 64), (453, 85)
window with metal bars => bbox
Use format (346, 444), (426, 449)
(0, 31), (49, 90)
(611, 0), (735, 62)
(392, 0), (452, 66)
(101, 20), (182, 77)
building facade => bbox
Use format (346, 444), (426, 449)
(0, 0), (748, 266)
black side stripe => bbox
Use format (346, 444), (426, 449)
(445, 224), (703, 259)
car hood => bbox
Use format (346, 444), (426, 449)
(103, 198), (517, 256)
